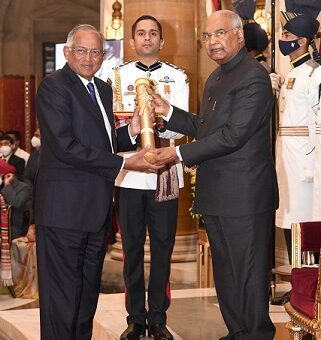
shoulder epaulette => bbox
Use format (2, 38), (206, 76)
(106, 78), (112, 85)
(112, 60), (135, 70)
(164, 61), (186, 74)
(307, 59), (319, 68)
(307, 59), (320, 76)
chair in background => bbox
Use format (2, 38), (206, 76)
(285, 221), (321, 339)
(196, 227), (214, 288)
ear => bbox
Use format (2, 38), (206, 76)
(238, 29), (244, 44)
(298, 37), (308, 47)
(159, 39), (165, 50)
(63, 46), (70, 59)
(129, 39), (135, 50)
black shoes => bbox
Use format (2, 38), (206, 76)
(120, 323), (146, 340)
(148, 324), (174, 340)
(271, 291), (291, 305)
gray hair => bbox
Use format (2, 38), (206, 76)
(231, 12), (243, 29)
(65, 24), (105, 48)
(217, 10), (243, 30)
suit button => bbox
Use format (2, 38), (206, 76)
(216, 75), (220, 81)
(200, 118), (205, 123)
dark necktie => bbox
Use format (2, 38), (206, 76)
(86, 82), (115, 153)
(87, 82), (99, 107)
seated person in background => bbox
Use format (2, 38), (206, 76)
(0, 160), (31, 240)
(5, 130), (30, 165)
(0, 134), (25, 180)
(9, 222), (37, 299)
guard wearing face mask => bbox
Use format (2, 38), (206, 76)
(272, 11), (320, 302)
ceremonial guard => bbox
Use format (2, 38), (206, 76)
(274, 12), (320, 274)
(108, 15), (189, 340)
(243, 21), (270, 72)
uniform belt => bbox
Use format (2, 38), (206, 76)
(278, 126), (309, 136)
(316, 124), (321, 135)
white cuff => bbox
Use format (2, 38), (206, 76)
(162, 105), (173, 121)
(128, 125), (137, 145)
(175, 145), (183, 161)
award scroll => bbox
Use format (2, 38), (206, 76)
(135, 78), (157, 148)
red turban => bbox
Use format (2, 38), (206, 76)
(0, 159), (16, 175)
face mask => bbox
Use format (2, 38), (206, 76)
(0, 145), (12, 157)
(279, 39), (300, 56)
(31, 136), (41, 148)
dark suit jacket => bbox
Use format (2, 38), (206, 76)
(24, 150), (40, 187)
(24, 150), (40, 224)
(167, 48), (279, 217)
(34, 63), (135, 232)
(8, 154), (25, 181)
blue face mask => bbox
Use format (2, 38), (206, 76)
(279, 39), (300, 56)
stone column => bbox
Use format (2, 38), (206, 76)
(110, 0), (198, 262)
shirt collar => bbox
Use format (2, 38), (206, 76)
(254, 53), (267, 63)
(77, 74), (95, 90)
(291, 52), (311, 68)
(135, 61), (162, 72)
(220, 47), (248, 73)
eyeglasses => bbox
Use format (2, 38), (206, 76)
(202, 28), (237, 41)
(69, 47), (104, 58)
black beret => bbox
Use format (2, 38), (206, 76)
(284, 14), (320, 40)
(243, 22), (269, 52)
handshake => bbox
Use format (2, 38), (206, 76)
(124, 85), (180, 173)
(123, 146), (179, 174)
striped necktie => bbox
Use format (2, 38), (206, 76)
(87, 82), (99, 106)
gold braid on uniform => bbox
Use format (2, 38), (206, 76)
(115, 68), (124, 111)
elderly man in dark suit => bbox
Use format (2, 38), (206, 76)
(35, 24), (159, 340)
(148, 10), (279, 340)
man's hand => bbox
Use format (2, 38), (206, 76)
(123, 148), (162, 173)
(147, 147), (178, 166)
(128, 107), (140, 137)
(128, 103), (157, 137)
(145, 87), (171, 117)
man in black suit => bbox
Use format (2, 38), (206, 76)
(0, 134), (25, 180)
(148, 10), (278, 340)
(35, 24), (159, 340)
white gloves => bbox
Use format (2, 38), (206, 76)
(269, 73), (282, 93)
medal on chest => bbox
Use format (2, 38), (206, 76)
(286, 78), (296, 89)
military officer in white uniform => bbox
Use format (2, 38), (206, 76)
(108, 15), (189, 340)
(273, 12), (320, 276)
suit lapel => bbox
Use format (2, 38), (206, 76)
(62, 64), (115, 152)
